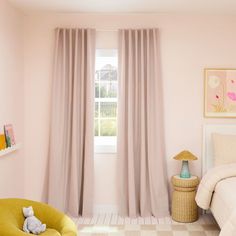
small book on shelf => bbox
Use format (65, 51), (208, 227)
(4, 124), (15, 148)
(0, 134), (6, 150)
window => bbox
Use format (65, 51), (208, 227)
(94, 49), (118, 153)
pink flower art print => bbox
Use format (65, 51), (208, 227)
(205, 69), (236, 117)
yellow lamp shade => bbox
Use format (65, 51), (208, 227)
(173, 150), (198, 161)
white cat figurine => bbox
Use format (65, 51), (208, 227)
(22, 206), (46, 235)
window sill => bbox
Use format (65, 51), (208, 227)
(94, 136), (117, 154)
(94, 145), (117, 154)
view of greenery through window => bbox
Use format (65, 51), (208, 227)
(95, 64), (118, 136)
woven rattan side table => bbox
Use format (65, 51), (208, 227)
(171, 175), (200, 223)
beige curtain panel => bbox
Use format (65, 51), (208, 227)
(118, 29), (169, 217)
(48, 28), (95, 217)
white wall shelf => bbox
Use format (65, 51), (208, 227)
(0, 143), (21, 157)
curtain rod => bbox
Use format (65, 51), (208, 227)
(96, 29), (118, 32)
(95, 28), (158, 31)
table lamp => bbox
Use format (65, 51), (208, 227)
(173, 150), (198, 178)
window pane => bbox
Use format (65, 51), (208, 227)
(100, 65), (117, 81)
(95, 71), (99, 81)
(94, 119), (99, 136)
(100, 119), (117, 136)
(95, 102), (99, 118)
(100, 102), (117, 117)
(100, 82), (117, 98)
(95, 49), (118, 139)
(95, 82), (99, 98)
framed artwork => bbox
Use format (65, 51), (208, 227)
(204, 68), (236, 118)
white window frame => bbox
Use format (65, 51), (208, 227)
(94, 48), (118, 154)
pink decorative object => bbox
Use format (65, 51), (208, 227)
(205, 69), (236, 117)
(4, 124), (15, 147)
(227, 92), (236, 101)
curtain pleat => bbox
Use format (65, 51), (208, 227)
(118, 29), (169, 217)
(48, 28), (95, 217)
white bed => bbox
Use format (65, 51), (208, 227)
(210, 177), (236, 228)
(202, 124), (236, 175)
(201, 124), (236, 230)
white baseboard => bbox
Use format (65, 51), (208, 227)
(94, 204), (118, 215)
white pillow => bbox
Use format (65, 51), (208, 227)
(212, 133), (236, 166)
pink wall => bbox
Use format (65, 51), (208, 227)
(23, 13), (236, 209)
(0, 0), (24, 198)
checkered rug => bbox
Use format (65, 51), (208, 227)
(77, 224), (220, 236)
(74, 215), (220, 236)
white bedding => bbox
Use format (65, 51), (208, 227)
(211, 177), (236, 228)
(196, 163), (236, 236)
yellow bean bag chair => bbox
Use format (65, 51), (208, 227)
(0, 198), (78, 236)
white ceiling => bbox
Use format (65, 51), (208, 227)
(9, 0), (236, 13)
